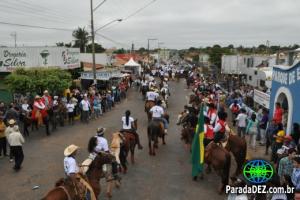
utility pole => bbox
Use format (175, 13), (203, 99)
(11, 32), (17, 47)
(90, 0), (97, 84)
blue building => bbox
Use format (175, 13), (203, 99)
(269, 61), (300, 134)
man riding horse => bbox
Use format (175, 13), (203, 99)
(120, 110), (143, 149)
(149, 100), (168, 134)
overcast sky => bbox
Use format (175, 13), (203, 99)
(0, 0), (299, 49)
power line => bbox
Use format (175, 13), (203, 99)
(101, 0), (157, 31)
(0, 21), (73, 32)
(96, 33), (129, 48)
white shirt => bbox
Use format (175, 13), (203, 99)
(141, 80), (148, 86)
(80, 99), (90, 111)
(7, 131), (25, 146)
(66, 103), (75, 113)
(235, 113), (247, 128)
(146, 91), (159, 101)
(95, 136), (109, 152)
(150, 105), (164, 118)
(21, 104), (31, 112)
(122, 116), (134, 129)
(64, 156), (79, 176)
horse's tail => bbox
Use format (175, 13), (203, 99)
(222, 152), (231, 187)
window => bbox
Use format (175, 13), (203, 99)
(260, 80), (265, 87)
(248, 76), (252, 81)
(254, 71), (257, 75)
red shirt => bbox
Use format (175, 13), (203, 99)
(273, 107), (283, 124)
(205, 124), (214, 139)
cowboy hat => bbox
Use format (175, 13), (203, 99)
(64, 144), (79, 157)
(35, 95), (41, 99)
(96, 127), (106, 136)
(8, 119), (16, 125)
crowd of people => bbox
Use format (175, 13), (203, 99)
(0, 78), (131, 171)
(177, 67), (300, 199)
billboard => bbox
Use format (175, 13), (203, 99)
(0, 47), (80, 72)
(254, 89), (270, 109)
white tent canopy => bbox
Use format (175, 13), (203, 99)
(124, 57), (141, 75)
(124, 57), (140, 67)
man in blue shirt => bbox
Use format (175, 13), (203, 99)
(292, 156), (300, 190)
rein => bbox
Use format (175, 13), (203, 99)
(58, 186), (71, 200)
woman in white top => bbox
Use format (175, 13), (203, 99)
(121, 110), (143, 149)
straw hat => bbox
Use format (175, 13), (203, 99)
(8, 119), (16, 125)
(64, 144), (79, 157)
(96, 127), (106, 136)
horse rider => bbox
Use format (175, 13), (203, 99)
(141, 77), (148, 91)
(213, 112), (229, 144)
(146, 89), (159, 104)
(64, 144), (80, 180)
(120, 110), (143, 149)
(93, 127), (120, 181)
(150, 100), (169, 134)
(206, 103), (217, 126)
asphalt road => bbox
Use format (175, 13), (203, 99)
(0, 79), (224, 200)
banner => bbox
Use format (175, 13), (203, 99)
(254, 89), (270, 109)
(0, 47), (80, 72)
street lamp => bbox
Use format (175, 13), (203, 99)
(95, 19), (122, 33)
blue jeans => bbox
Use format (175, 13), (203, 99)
(153, 117), (168, 129)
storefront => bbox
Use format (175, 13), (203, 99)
(269, 62), (300, 134)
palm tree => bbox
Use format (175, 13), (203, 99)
(72, 27), (90, 53)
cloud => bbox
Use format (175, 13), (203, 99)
(0, 0), (299, 49)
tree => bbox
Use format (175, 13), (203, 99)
(113, 48), (126, 54)
(56, 42), (72, 47)
(86, 43), (106, 53)
(5, 68), (72, 95)
(72, 27), (90, 53)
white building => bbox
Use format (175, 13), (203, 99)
(221, 54), (277, 90)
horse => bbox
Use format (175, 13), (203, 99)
(181, 126), (195, 151)
(122, 119), (138, 164)
(204, 142), (231, 194)
(147, 119), (165, 156)
(145, 101), (156, 121)
(225, 132), (247, 176)
(42, 152), (115, 200)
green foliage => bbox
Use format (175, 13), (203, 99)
(113, 48), (126, 54)
(86, 43), (106, 53)
(72, 27), (90, 53)
(5, 68), (72, 95)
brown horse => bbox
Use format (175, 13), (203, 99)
(122, 119), (138, 164)
(147, 119), (165, 156)
(225, 132), (247, 176)
(204, 142), (231, 194)
(42, 152), (115, 200)
(181, 126), (195, 151)
(145, 101), (156, 121)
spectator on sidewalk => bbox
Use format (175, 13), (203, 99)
(7, 125), (25, 171)
(5, 119), (16, 162)
(278, 148), (296, 184)
(80, 94), (90, 124)
(259, 109), (269, 145)
(235, 108), (247, 138)
(229, 100), (241, 127)
(292, 157), (300, 190)
(246, 113), (259, 151)
(66, 100), (75, 125)
(273, 102), (283, 125)
(0, 117), (7, 157)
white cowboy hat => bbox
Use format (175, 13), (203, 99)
(8, 119), (16, 125)
(64, 144), (79, 157)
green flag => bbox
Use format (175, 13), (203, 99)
(191, 104), (205, 177)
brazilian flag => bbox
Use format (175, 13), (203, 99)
(191, 104), (205, 177)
